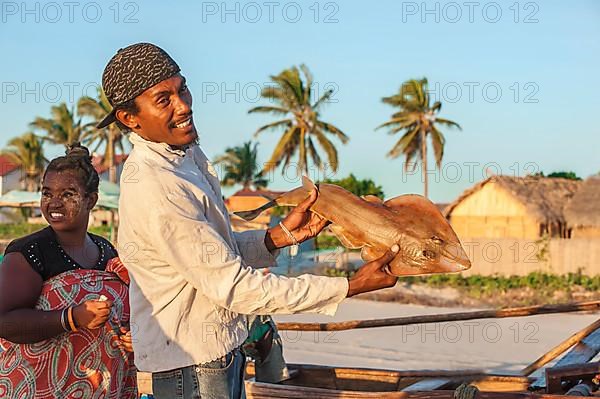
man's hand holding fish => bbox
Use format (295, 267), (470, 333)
(263, 183), (403, 298)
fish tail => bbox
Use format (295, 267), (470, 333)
(302, 175), (319, 193)
(233, 200), (276, 221)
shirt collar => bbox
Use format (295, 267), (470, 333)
(128, 132), (196, 160)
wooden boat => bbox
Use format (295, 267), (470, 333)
(246, 301), (600, 398)
(138, 300), (600, 398)
(244, 362), (579, 398)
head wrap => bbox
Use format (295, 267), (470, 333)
(97, 42), (180, 128)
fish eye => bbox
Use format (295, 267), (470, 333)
(422, 250), (437, 259)
(431, 236), (443, 245)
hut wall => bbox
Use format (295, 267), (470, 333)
(571, 226), (600, 238)
(459, 237), (600, 276)
(449, 183), (539, 239)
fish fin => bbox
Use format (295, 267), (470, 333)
(384, 194), (448, 226)
(361, 246), (386, 262)
(361, 195), (384, 205)
(329, 224), (365, 250)
(302, 175), (319, 193)
(233, 200), (276, 221)
(260, 193), (277, 201)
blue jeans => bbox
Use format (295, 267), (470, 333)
(151, 349), (246, 399)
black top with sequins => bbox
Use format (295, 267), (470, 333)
(4, 227), (118, 281)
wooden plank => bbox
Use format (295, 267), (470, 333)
(521, 318), (600, 376)
(276, 301), (600, 331)
(402, 375), (531, 393)
(284, 363), (487, 379)
(545, 361), (600, 394)
(401, 378), (451, 392)
(471, 375), (532, 392)
(530, 327), (600, 390)
(246, 382), (591, 399)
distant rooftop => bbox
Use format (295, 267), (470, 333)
(0, 155), (21, 177)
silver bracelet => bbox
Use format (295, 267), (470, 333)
(60, 308), (70, 332)
(279, 221), (299, 257)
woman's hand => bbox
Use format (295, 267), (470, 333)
(72, 299), (113, 330)
(117, 327), (134, 352)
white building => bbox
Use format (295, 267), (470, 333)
(0, 155), (23, 195)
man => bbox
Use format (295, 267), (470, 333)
(98, 42), (400, 398)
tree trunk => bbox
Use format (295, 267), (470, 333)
(421, 128), (428, 198)
(26, 169), (38, 192)
(26, 178), (34, 192)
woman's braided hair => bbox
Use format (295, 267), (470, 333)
(43, 142), (100, 195)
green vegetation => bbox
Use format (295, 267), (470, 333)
(377, 78), (461, 198)
(320, 174), (385, 198)
(0, 223), (47, 239)
(324, 267), (356, 278)
(401, 271), (600, 294)
(1, 132), (46, 192)
(0, 223), (111, 240)
(316, 234), (343, 249)
(3, 87), (128, 191)
(88, 225), (112, 239)
(77, 87), (128, 183)
(323, 268), (600, 305)
(30, 103), (86, 147)
(534, 171), (582, 180)
(249, 64), (348, 175)
(214, 141), (269, 189)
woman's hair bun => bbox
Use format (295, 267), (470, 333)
(66, 142), (91, 160)
(44, 142), (99, 195)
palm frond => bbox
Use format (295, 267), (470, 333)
(313, 129), (339, 172)
(316, 121), (349, 143)
(251, 64), (347, 176)
(263, 126), (299, 173)
(387, 126), (420, 159)
(252, 119), (292, 137)
(247, 106), (290, 116)
(435, 118), (462, 130)
(430, 126), (446, 168)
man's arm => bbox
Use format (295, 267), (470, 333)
(232, 230), (279, 269)
(153, 194), (348, 316)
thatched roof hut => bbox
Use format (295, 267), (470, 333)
(564, 175), (600, 237)
(444, 176), (582, 239)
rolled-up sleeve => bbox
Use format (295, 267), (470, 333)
(233, 230), (278, 269)
(152, 189), (348, 316)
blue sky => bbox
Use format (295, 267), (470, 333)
(1, 0), (599, 202)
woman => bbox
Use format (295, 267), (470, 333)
(0, 144), (137, 398)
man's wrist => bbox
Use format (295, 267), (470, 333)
(264, 226), (289, 252)
(346, 277), (361, 297)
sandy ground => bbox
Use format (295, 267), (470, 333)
(272, 298), (600, 376)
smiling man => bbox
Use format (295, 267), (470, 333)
(99, 42), (399, 398)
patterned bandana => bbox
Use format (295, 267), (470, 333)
(96, 42), (180, 128)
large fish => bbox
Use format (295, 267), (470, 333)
(235, 177), (471, 276)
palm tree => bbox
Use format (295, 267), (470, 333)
(30, 103), (86, 148)
(2, 132), (46, 192)
(214, 141), (269, 190)
(77, 87), (127, 183)
(377, 78), (461, 198)
(249, 64), (349, 176)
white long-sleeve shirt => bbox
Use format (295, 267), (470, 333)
(118, 132), (349, 372)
